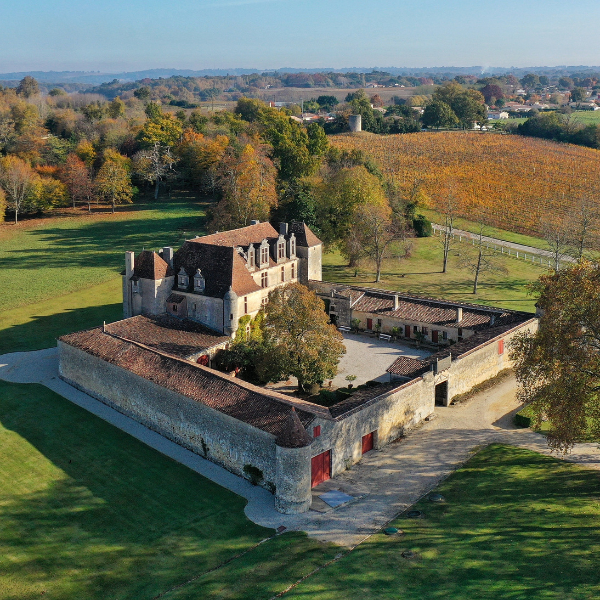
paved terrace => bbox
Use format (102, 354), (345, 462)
(1, 348), (599, 548)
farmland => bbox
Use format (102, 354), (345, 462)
(331, 131), (600, 237)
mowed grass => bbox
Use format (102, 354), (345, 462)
(323, 235), (546, 312)
(571, 109), (600, 125)
(0, 380), (276, 599)
(0, 192), (208, 311)
(285, 444), (600, 600)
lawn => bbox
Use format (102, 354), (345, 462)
(0, 379), (277, 599)
(0, 191), (208, 311)
(285, 444), (600, 600)
(323, 235), (546, 312)
(571, 110), (600, 125)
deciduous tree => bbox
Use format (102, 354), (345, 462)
(95, 154), (133, 213)
(512, 262), (600, 451)
(262, 283), (346, 391)
(0, 155), (38, 223)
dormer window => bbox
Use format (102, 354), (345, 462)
(178, 267), (189, 289)
(248, 244), (255, 269)
(289, 235), (296, 258)
(277, 236), (286, 261)
(131, 278), (140, 293)
(259, 240), (269, 268)
(193, 269), (205, 294)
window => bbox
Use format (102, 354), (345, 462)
(132, 280), (139, 293)
(442, 331), (448, 341)
(291, 263), (295, 279)
(172, 304), (177, 313)
(244, 296), (248, 314)
(423, 327), (429, 336)
(261, 271), (268, 288)
(261, 297), (268, 307)
(290, 237), (296, 256)
(377, 318), (382, 328)
(245, 324), (251, 340)
(281, 266), (285, 282)
(278, 241), (285, 259)
(193, 269), (205, 293)
(260, 244), (269, 266)
(313, 425), (321, 438)
(177, 267), (188, 288)
(248, 245), (255, 268)
(413, 325), (419, 334)
(498, 339), (505, 355)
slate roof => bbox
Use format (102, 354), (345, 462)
(104, 315), (229, 359)
(289, 221), (322, 247)
(134, 250), (173, 280)
(59, 327), (330, 447)
(173, 242), (262, 299)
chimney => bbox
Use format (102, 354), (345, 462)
(393, 295), (399, 310)
(490, 313), (496, 326)
(456, 306), (463, 323)
(162, 246), (173, 269)
(125, 251), (135, 279)
(250, 219), (260, 225)
(279, 222), (288, 236)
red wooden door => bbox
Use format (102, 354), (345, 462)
(405, 324), (411, 338)
(432, 330), (439, 343)
(366, 318), (373, 330)
(311, 450), (331, 487)
(362, 432), (374, 454)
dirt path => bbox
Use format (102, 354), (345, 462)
(1, 348), (598, 547)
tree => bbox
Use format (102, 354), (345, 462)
(262, 283), (345, 391)
(462, 219), (507, 293)
(541, 216), (571, 272)
(95, 156), (133, 213)
(210, 143), (277, 230)
(0, 155), (38, 223)
(61, 153), (94, 209)
(480, 83), (504, 105)
(520, 74), (540, 89)
(352, 203), (408, 282)
(511, 262), (600, 452)
(138, 110), (183, 148)
(134, 86), (151, 102)
(316, 95), (338, 111)
(569, 198), (598, 262)
(422, 101), (458, 129)
(570, 87), (587, 103)
(558, 77), (574, 90)
(16, 76), (39, 98)
(107, 96), (126, 118)
(438, 186), (459, 273)
(133, 142), (177, 199)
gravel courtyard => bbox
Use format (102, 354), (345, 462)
(331, 332), (432, 388)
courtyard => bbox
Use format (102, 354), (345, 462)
(330, 332), (432, 388)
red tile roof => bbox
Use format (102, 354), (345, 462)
(59, 327), (330, 447)
(193, 222), (279, 247)
(105, 315), (229, 359)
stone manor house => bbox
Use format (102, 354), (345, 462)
(58, 221), (537, 513)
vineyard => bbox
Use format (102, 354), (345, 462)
(330, 132), (600, 236)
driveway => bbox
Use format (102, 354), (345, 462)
(1, 349), (599, 548)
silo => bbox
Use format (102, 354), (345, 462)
(348, 114), (362, 132)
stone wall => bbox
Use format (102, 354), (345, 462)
(58, 341), (280, 493)
(443, 318), (537, 400)
(309, 377), (434, 478)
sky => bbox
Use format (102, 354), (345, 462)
(1, 0), (600, 72)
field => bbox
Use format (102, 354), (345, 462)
(571, 109), (600, 125)
(331, 131), (600, 237)
(284, 444), (600, 600)
(323, 235), (547, 312)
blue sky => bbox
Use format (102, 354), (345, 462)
(1, 0), (600, 72)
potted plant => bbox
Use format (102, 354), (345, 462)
(345, 374), (357, 389)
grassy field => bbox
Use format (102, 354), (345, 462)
(285, 444), (600, 600)
(571, 109), (600, 125)
(323, 235), (546, 312)
(0, 192), (207, 311)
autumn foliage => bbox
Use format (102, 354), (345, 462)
(331, 132), (600, 236)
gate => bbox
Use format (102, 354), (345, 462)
(311, 450), (331, 487)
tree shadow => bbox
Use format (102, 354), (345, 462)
(0, 303), (123, 355)
(0, 379), (271, 599)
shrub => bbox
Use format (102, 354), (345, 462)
(413, 214), (433, 237)
(514, 405), (534, 428)
(243, 464), (264, 486)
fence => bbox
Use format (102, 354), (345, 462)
(432, 224), (574, 270)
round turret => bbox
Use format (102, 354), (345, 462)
(224, 286), (239, 336)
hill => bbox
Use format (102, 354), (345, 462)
(331, 132), (600, 236)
